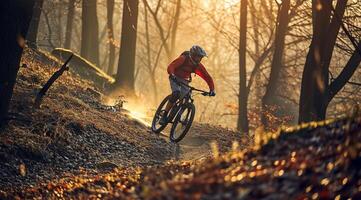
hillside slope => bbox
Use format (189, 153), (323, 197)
(0, 48), (246, 193)
(8, 115), (361, 199)
(3, 49), (358, 199)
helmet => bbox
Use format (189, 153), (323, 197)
(190, 45), (207, 57)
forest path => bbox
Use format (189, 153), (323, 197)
(123, 112), (210, 161)
(125, 110), (248, 162)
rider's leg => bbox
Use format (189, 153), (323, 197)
(160, 91), (180, 125)
(164, 91), (180, 112)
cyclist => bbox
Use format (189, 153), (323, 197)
(160, 45), (216, 125)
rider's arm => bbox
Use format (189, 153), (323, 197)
(195, 64), (215, 91)
(167, 56), (186, 75)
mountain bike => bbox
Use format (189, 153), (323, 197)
(151, 81), (211, 143)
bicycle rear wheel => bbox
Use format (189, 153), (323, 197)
(151, 95), (171, 133)
(170, 103), (195, 143)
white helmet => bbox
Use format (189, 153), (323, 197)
(190, 45), (207, 57)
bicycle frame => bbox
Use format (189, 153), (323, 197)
(151, 78), (211, 136)
(166, 82), (208, 123)
(167, 95), (188, 123)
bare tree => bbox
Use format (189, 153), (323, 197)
(205, 0), (276, 129)
(0, 0), (34, 127)
(142, 5), (164, 103)
(237, 0), (249, 133)
(329, 41), (361, 100)
(170, 0), (181, 59)
(106, 0), (116, 75)
(143, 0), (182, 61)
(115, 0), (139, 92)
(299, 0), (348, 122)
(27, 0), (44, 48)
(81, 0), (100, 66)
(64, 0), (76, 49)
(261, 0), (290, 127)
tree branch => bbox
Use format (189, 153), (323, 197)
(328, 41), (361, 102)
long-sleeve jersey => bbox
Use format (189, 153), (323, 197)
(167, 55), (215, 91)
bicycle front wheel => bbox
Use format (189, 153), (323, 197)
(151, 95), (171, 133)
(170, 103), (195, 143)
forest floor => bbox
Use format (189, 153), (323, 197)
(0, 48), (360, 199)
(0, 48), (250, 198)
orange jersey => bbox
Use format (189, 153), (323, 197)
(167, 55), (215, 91)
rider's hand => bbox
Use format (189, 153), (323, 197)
(169, 74), (177, 81)
(209, 90), (216, 96)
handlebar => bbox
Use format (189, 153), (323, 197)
(173, 78), (211, 96)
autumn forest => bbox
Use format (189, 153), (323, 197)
(0, 0), (360, 199)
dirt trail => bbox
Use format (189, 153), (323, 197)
(126, 111), (249, 162)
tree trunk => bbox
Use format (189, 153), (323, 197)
(144, 6), (159, 104)
(169, 0), (181, 60)
(57, 2), (64, 46)
(249, 0), (260, 57)
(64, 0), (75, 49)
(27, 0), (44, 49)
(106, 0), (116, 75)
(237, 0), (249, 133)
(299, 0), (347, 123)
(115, 0), (139, 92)
(150, 72), (159, 104)
(0, 0), (35, 127)
(81, 0), (100, 66)
(261, 0), (290, 127)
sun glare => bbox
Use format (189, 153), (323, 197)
(124, 103), (152, 127)
(224, 0), (239, 7)
(203, 0), (239, 9)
